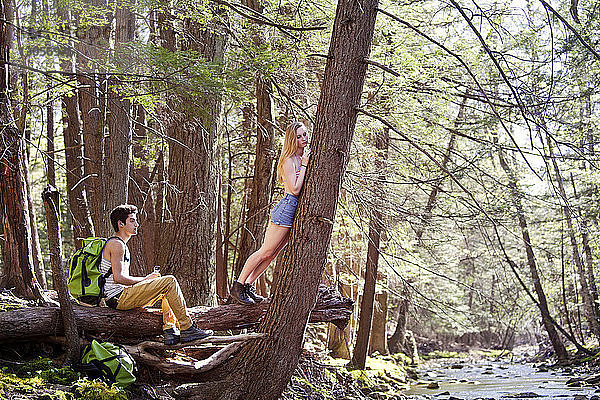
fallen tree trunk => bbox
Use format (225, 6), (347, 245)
(0, 285), (352, 341)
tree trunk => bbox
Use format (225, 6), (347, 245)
(350, 128), (388, 369)
(216, 175), (227, 302)
(184, 0), (378, 397)
(47, 83), (55, 187)
(233, 0), (276, 282)
(579, 207), (599, 333)
(388, 283), (409, 354)
(59, 4), (93, 248)
(76, 1), (108, 234)
(0, 0), (46, 301)
(368, 291), (388, 355)
(42, 187), (79, 364)
(233, 81), (276, 281)
(543, 126), (600, 337)
(104, 0), (134, 235)
(25, 152), (46, 289)
(157, 18), (225, 306)
(415, 94), (467, 241)
(0, 285), (351, 341)
(128, 105), (155, 276)
(497, 140), (568, 362)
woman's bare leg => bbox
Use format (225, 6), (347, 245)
(237, 223), (290, 284)
(245, 231), (290, 284)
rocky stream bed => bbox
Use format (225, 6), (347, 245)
(403, 358), (600, 400)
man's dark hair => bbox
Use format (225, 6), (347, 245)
(110, 204), (138, 232)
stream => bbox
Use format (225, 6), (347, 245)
(403, 359), (600, 400)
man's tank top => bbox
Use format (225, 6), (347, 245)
(99, 237), (128, 298)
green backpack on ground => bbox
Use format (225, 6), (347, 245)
(68, 237), (111, 306)
(79, 340), (137, 387)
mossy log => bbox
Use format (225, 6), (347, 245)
(0, 285), (352, 341)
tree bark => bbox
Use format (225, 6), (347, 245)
(368, 291), (388, 355)
(59, 4), (93, 248)
(576, 191), (599, 336)
(75, 1), (108, 234)
(350, 128), (388, 369)
(104, 0), (134, 235)
(0, 285), (352, 341)
(25, 154), (46, 289)
(186, 0), (378, 398)
(388, 284), (409, 354)
(497, 139), (568, 362)
(233, 0), (276, 281)
(42, 187), (79, 364)
(47, 83), (55, 187)
(233, 81), (276, 281)
(0, 0), (46, 301)
(157, 18), (225, 306)
(128, 105), (155, 276)
(216, 175), (227, 302)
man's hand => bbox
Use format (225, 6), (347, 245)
(145, 271), (161, 280)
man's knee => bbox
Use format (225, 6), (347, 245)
(154, 274), (178, 290)
(161, 274), (177, 285)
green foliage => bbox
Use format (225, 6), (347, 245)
(472, 349), (512, 359)
(421, 351), (467, 360)
(0, 369), (44, 395)
(9, 357), (80, 385)
(72, 379), (129, 400)
(0, 359), (127, 400)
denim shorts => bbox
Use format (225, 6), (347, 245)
(270, 193), (298, 227)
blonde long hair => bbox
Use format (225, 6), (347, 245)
(277, 121), (305, 183)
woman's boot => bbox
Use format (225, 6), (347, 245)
(228, 281), (255, 305)
(244, 283), (266, 303)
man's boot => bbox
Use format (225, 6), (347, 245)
(228, 281), (254, 305)
(244, 283), (266, 303)
(180, 323), (213, 343)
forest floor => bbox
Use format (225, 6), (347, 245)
(2, 337), (599, 400)
(2, 292), (599, 400)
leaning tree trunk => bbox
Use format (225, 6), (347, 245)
(176, 0), (379, 398)
(42, 187), (79, 364)
(157, 17), (225, 306)
(350, 127), (388, 370)
(497, 141), (568, 362)
(414, 94), (467, 241)
(0, 0), (46, 301)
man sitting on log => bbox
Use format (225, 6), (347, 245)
(102, 204), (213, 345)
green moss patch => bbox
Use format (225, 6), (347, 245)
(472, 349), (512, 359)
(0, 357), (128, 400)
(73, 379), (129, 400)
(421, 350), (467, 360)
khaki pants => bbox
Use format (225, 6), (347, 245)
(116, 275), (193, 331)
